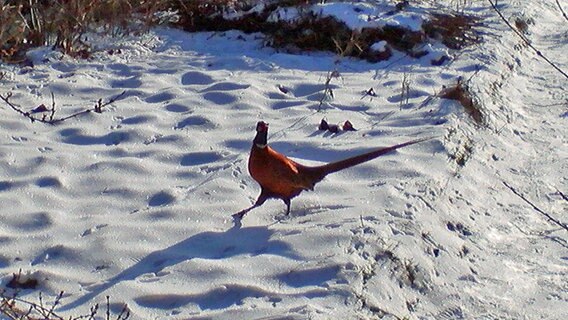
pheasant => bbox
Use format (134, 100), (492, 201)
(234, 121), (431, 219)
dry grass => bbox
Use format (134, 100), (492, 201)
(1, 270), (129, 320)
(0, 294), (130, 320)
(172, 1), (480, 62)
(0, 0), (172, 62)
(423, 12), (481, 50)
(439, 78), (484, 125)
(0, 3), (30, 62)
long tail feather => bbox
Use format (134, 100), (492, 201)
(317, 137), (432, 176)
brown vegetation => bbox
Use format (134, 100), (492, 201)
(423, 13), (480, 50)
(0, 0), (171, 62)
(1, 0), (482, 64)
(173, 1), (481, 63)
(439, 78), (484, 125)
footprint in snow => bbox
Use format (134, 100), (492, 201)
(200, 82), (250, 92)
(8, 211), (53, 231)
(275, 264), (343, 288)
(145, 91), (177, 104)
(180, 151), (224, 167)
(35, 176), (63, 188)
(148, 190), (176, 207)
(164, 103), (191, 113)
(203, 91), (239, 105)
(181, 71), (215, 86)
(120, 115), (155, 125)
(174, 115), (214, 130)
(59, 128), (132, 146)
(106, 63), (143, 77)
(110, 76), (142, 89)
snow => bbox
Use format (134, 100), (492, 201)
(1, 1), (567, 319)
(267, 7), (301, 23)
(370, 40), (388, 52)
(266, 1), (425, 32)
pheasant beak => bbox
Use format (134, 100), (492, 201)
(256, 121), (269, 132)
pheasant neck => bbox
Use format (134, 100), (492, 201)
(254, 130), (268, 148)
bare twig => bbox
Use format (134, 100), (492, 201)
(361, 87), (376, 100)
(38, 292), (45, 317)
(50, 91), (126, 124)
(557, 0), (568, 22)
(0, 91), (126, 125)
(400, 72), (411, 110)
(46, 291), (64, 319)
(86, 303), (100, 320)
(116, 304), (130, 320)
(49, 91), (56, 122)
(556, 188), (568, 202)
(0, 290), (129, 320)
(503, 181), (568, 232)
(106, 296), (110, 320)
(0, 92), (32, 119)
(317, 70), (340, 111)
(487, 0), (568, 79)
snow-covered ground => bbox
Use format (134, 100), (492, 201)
(1, 1), (566, 319)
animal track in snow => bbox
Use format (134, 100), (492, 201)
(145, 91), (178, 104)
(180, 151), (225, 167)
(81, 224), (109, 237)
(148, 190), (176, 207)
(181, 71), (215, 85)
(31, 244), (81, 266)
(164, 103), (192, 113)
(120, 115), (155, 125)
(6, 211), (53, 231)
(201, 82), (250, 92)
(106, 63), (144, 77)
(110, 76), (142, 89)
(35, 176), (63, 188)
(203, 91), (239, 105)
(174, 115), (215, 130)
(58, 128), (134, 146)
(275, 264), (343, 288)
(134, 285), (272, 310)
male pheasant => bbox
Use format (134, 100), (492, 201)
(234, 121), (430, 219)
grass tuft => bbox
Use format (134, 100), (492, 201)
(0, 289), (130, 320)
(439, 78), (484, 125)
(423, 12), (481, 50)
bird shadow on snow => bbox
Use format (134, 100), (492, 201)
(59, 223), (302, 312)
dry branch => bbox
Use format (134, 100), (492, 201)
(0, 91), (126, 125)
(488, 0), (568, 79)
(557, 0), (568, 22)
(317, 70), (340, 111)
(503, 181), (568, 232)
(556, 188), (568, 202)
(0, 289), (130, 320)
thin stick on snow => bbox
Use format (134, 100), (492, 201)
(556, 188), (568, 202)
(503, 181), (568, 232)
(557, 0), (568, 22)
(317, 70), (340, 111)
(0, 91), (126, 124)
(487, 0), (568, 80)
